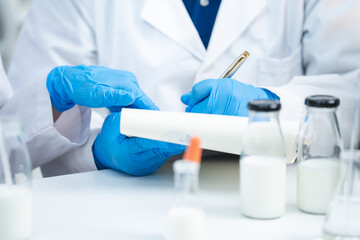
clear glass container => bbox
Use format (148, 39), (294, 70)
(296, 95), (342, 214)
(0, 116), (32, 240)
(240, 100), (286, 219)
(164, 160), (208, 240)
(322, 150), (360, 240)
(322, 89), (360, 239)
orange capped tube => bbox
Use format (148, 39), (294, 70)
(183, 136), (202, 164)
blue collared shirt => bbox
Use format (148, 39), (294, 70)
(182, 0), (222, 49)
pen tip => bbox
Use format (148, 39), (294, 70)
(244, 51), (250, 58)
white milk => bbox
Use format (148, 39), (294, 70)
(240, 156), (286, 219)
(0, 185), (32, 240)
(164, 207), (208, 240)
(297, 159), (339, 214)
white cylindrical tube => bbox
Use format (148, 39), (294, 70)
(0, 186), (32, 240)
(120, 109), (299, 163)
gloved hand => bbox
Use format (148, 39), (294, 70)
(92, 112), (185, 176)
(46, 65), (157, 112)
(181, 78), (279, 116)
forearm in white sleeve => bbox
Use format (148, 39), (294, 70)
(268, 0), (360, 148)
(0, 80), (91, 168)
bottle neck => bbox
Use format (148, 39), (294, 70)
(305, 106), (341, 138)
(173, 160), (200, 196)
(243, 110), (285, 158)
(248, 110), (280, 122)
(306, 106), (337, 113)
(297, 106), (342, 160)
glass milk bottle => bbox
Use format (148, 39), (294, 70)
(164, 137), (208, 240)
(0, 117), (32, 240)
(297, 95), (342, 214)
(240, 100), (286, 219)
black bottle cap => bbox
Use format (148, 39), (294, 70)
(305, 95), (340, 108)
(248, 100), (281, 112)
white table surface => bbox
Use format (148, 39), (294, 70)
(31, 154), (325, 240)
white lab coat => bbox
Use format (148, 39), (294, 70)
(1, 55), (95, 173)
(0, 57), (13, 108)
(7, 0), (360, 177)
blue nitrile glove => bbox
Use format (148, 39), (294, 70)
(46, 65), (157, 112)
(181, 78), (279, 116)
(92, 112), (185, 176)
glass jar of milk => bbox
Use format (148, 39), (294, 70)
(240, 100), (286, 219)
(0, 117), (32, 240)
(296, 95), (342, 214)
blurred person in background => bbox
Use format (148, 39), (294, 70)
(0, 57), (12, 108)
(0, 0), (32, 70)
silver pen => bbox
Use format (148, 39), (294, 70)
(219, 51), (250, 79)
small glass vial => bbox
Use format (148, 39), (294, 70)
(0, 117), (32, 240)
(240, 100), (286, 219)
(164, 137), (208, 240)
(296, 95), (342, 214)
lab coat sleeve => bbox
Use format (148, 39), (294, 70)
(0, 57), (13, 108)
(0, 79), (91, 169)
(267, 0), (360, 148)
(6, 0), (98, 170)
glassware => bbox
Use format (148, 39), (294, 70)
(296, 95), (342, 214)
(240, 100), (286, 219)
(322, 85), (360, 240)
(164, 137), (208, 240)
(0, 116), (32, 240)
(322, 150), (360, 240)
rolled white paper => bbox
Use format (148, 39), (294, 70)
(120, 109), (299, 163)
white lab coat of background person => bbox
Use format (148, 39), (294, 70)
(6, 0), (360, 177)
(0, 57), (12, 108)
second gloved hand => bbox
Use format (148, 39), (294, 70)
(181, 78), (279, 116)
(47, 65), (157, 112)
(92, 112), (185, 176)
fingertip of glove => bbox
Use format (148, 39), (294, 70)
(145, 101), (160, 110)
(131, 94), (159, 111)
(109, 111), (122, 120)
(102, 112), (121, 129)
(180, 92), (191, 104)
(146, 104), (160, 111)
(175, 145), (186, 153)
(113, 89), (136, 106)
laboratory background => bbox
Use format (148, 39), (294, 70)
(0, 0), (360, 239)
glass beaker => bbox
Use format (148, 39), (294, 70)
(296, 95), (342, 214)
(322, 150), (360, 240)
(0, 116), (32, 240)
(322, 87), (360, 240)
(240, 100), (287, 219)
